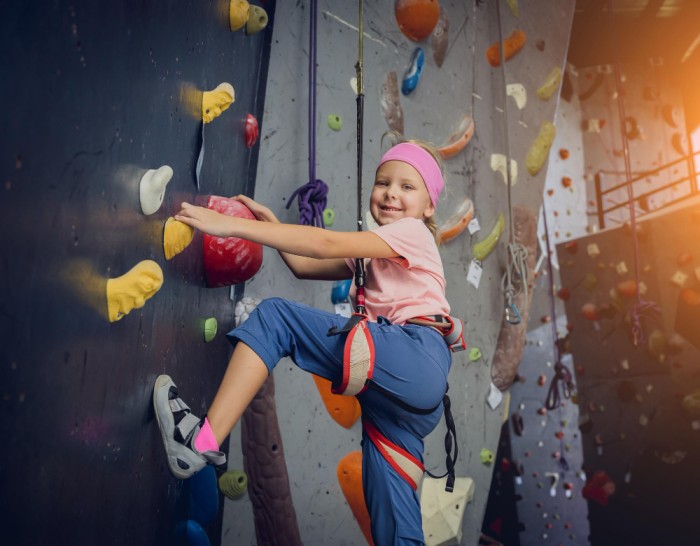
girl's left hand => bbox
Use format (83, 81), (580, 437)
(174, 202), (236, 237)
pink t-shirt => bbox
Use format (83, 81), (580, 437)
(345, 217), (450, 324)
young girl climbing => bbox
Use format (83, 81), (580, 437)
(154, 140), (464, 545)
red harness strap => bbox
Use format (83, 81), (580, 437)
(363, 419), (425, 490)
(331, 313), (375, 396)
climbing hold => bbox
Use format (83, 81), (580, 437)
(662, 104), (680, 128)
(189, 465), (219, 526)
(682, 389), (700, 416)
(537, 67), (563, 100)
(486, 29), (526, 67)
(322, 207), (335, 227)
(246, 5), (268, 35)
(437, 115), (474, 159)
(581, 303), (599, 321)
(511, 412), (524, 436)
(106, 260), (163, 322)
(670, 270), (689, 288)
(586, 243), (600, 258)
(506, 83), (527, 109)
(672, 133), (688, 155)
(327, 114), (342, 131)
(506, 0), (519, 17)
(380, 71), (404, 135)
(561, 176), (572, 188)
(473, 213), (505, 261)
(438, 197), (474, 243)
(564, 241), (578, 254)
(468, 347), (482, 361)
(490, 154), (518, 185)
(337, 452), (374, 545)
(616, 280), (638, 298)
(218, 470), (248, 500)
(234, 296), (261, 326)
(312, 375), (361, 429)
(480, 448), (494, 465)
(582, 471), (615, 506)
(557, 287), (570, 301)
(615, 261), (628, 275)
(401, 47), (425, 96)
(245, 113), (259, 148)
(202, 83), (235, 124)
(174, 520), (211, 546)
(229, 0), (250, 32)
(430, 7), (449, 67)
(559, 148), (570, 160)
(140, 165), (173, 215)
(203, 317), (218, 342)
(647, 329), (667, 361)
(525, 121), (556, 176)
(203, 196), (263, 287)
(163, 218), (195, 260)
(421, 476), (475, 546)
(394, 0), (440, 42)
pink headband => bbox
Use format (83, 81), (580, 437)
(377, 143), (444, 206)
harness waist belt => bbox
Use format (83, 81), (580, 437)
(363, 419), (424, 490)
(407, 315), (467, 353)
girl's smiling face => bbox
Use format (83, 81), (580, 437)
(370, 160), (435, 226)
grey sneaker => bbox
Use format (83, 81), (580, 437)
(153, 375), (227, 479)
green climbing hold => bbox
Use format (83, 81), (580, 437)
(218, 470), (248, 500)
(327, 114), (343, 131)
(204, 317), (218, 342)
(468, 347), (482, 361)
(323, 208), (335, 227)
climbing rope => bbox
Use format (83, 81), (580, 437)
(286, 0), (329, 228)
(607, 0), (660, 346)
(541, 200), (576, 410)
(495, 0), (529, 325)
(353, 0), (367, 315)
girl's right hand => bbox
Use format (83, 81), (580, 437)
(234, 194), (280, 224)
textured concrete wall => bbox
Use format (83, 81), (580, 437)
(222, 1), (575, 544)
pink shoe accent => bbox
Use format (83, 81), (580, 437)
(194, 418), (219, 453)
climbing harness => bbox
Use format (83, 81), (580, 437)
(286, 0), (329, 228)
(495, 0), (529, 326)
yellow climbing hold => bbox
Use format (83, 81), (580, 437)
(246, 5), (268, 35)
(106, 260), (163, 322)
(218, 470), (248, 500)
(537, 67), (563, 100)
(473, 214), (505, 262)
(202, 82), (235, 124)
(526, 121), (556, 176)
(229, 0), (250, 32)
(163, 217), (194, 260)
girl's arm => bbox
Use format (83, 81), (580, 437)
(175, 197), (396, 279)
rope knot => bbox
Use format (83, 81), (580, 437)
(286, 178), (329, 227)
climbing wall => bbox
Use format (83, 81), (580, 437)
(222, 0), (576, 544)
(577, 62), (692, 228)
(557, 198), (700, 544)
(0, 1), (275, 544)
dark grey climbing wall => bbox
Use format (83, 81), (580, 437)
(557, 200), (700, 545)
(0, 1), (275, 544)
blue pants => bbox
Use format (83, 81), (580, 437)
(227, 298), (451, 545)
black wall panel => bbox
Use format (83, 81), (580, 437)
(0, 1), (275, 544)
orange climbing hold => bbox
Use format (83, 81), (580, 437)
(486, 29), (526, 67)
(616, 280), (638, 298)
(337, 452), (375, 546)
(439, 197), (474, 243)
(561, 176), (572, 188)
(437, 116), (475, 159)
(395, 0), (440, 42)
(559, 148), (570, 159)
(311, 375), (361, 429)
(581, 303), (599, 321)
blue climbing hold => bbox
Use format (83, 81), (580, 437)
(331, 279), (352, 305)
(173, 520), (211, 546)
(401, 47), (425, 96)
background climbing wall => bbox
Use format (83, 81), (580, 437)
(556, 197), (700, 544)
(222, 0), (576, 544)
(578, 63), (693, 228)
(0, 1), (275, 544)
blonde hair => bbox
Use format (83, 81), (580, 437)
(380, 132), (446, 245)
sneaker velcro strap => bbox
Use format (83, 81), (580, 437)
(201, 450), (227, 467)
(175, 412), (201, 443)
(169, 397), (190, 413)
